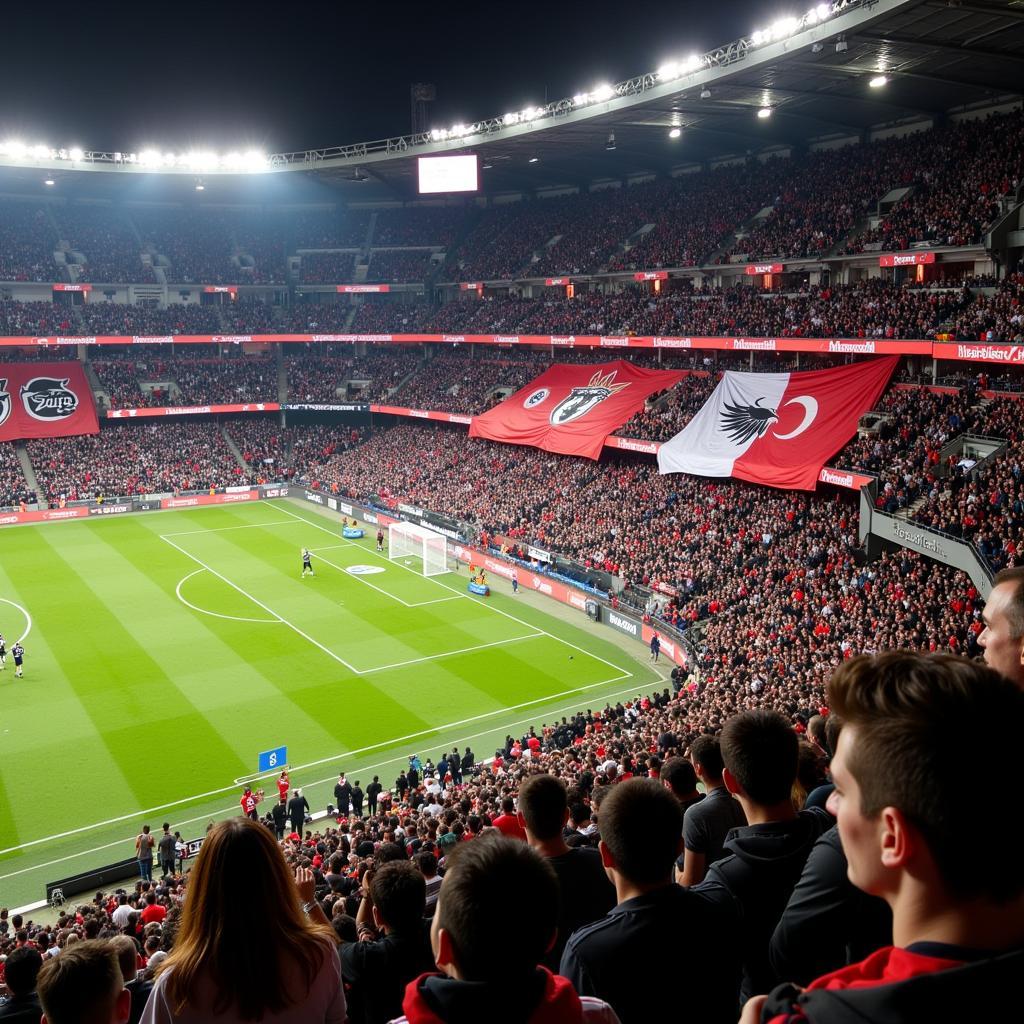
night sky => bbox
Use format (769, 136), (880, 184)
(2, 0), (758, 154)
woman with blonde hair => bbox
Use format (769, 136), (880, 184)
(141, 817), (345, 1023)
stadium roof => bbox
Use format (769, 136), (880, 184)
(1, 0), (1022, 203)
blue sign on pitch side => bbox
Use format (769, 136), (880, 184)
(258, 746), (287, 773)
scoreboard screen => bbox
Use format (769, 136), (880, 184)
(417, 154), (479, 194)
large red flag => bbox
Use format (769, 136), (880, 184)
(0, 362), (99, 442)
(657, 357), (897, 490)
(469, 360), (684, 459)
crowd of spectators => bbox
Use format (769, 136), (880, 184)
(373, 206), (469, 247)
(0, 300), (77, 335)
(133, 208), (237, 285)
(295, 209), (370, 248)
(285, 347), (422, 403)
(57, 205), (156, 284)
(0, 200), (57, 282)
(365, 250), (436, 283)
(300, 253), (359, 284)
(27, 421), (250, 502)
(348, 301), (432, 334)
(77, 302), (222, 336)
(0, 441), (34, 508)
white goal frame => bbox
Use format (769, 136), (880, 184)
(388, 521), (449, 577)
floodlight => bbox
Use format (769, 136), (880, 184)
(195, 183), (205, 191)
(669, 127), (682, 139)
(44, 178), (55, 186)
(684, 54), (702, 72)
(572, 93), (589, 106)
(592, 84), (615, 101)
(31, 144), (51, 159)
(503, 112), (520, 125)
(816, 3), (830, 18)
(528, 156), (539, 163)
(757, 107), (772, 118)
(68, 146), (84, 161)
(771, 18), (800, 39)
(658, 61), (680, 80)
(869, 74), (888, 88)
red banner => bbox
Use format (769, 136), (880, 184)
(107, 402), (280, 419)
(0, 506), (90, 527)
(879, 252), (935, 267)
(745, 263), (784, 275)
(633, 271), (668, 281)
(52, 283), (92, 292)
(470, 360), (683, 460)
(203, 285), (238, 293)
(337, 284), (390, 293)
(545, 277), (571, 286)
(165, 490), (258, 508)
(459, 282), (483, 291)
(0, 362), (99, 442)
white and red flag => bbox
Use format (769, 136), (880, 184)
(657, 357), (897, 490)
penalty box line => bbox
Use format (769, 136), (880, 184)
(0, 667), (652, 871)
(272, 500), (638, 683)
(161, 527), (547, 676)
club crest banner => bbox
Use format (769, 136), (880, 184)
(469, 360), (684, 459)
(0, 362), (100, 442)
(657, 357), (897, 490)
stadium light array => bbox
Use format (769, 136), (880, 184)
(0, 140), (270, 172)
(757, 107), (773, 118)
(869, 74), (888, 88)
(669, 127), (682, 139)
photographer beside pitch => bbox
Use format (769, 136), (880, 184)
(743, 651), (1024, 1023)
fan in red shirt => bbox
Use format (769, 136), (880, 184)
(139, 893), (166, 925)
(491, 796), (527, 841)
(277, 770), (290, 802)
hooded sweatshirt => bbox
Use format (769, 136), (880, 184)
(390, 968), (620, 1024)
(697, 806), (831, 1003)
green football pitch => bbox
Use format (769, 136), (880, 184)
(0, 498), (661, 907)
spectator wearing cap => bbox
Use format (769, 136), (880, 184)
(559, 778), (740, 1024)
(696, 711), (832, 1007)
(678, 735), (747, 887)
(517, 774), (616, 972)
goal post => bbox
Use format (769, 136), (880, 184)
(388, 521), (449, 577)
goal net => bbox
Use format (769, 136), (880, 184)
(388, 521), (449, 577)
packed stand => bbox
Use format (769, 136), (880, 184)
(57, 205), (155, 284)
(0, 300), (78, 335)
(946, 273), (1024, 343)
(234, 211), (289, 283)
(221, 298), (279, 333)
(27, 421), (249, 502)
(224, 418), (292, 480)
(133, 208), (237, 285)
(0, 441), (34, 508)
(0, 199), (58, 282)
(285, 347), (423, 403)
(295, 208), (370, 248)
(300, 252), (359, 284)
(393, 352), (543, 415)
(373, 206), (470, 247)
(349, 300), (433, 334)
(365, 249), (435, 283)
(77, 302), (222, 336)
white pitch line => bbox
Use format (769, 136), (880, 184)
(272, 500), (636, 681)
(159, 534), (362, 675)
(0, 671), (648, 874)
(0, 597), (32, 644)
(360, 632), (545, 675)
(160, 520), (297, 538)
(175, 569), (281, 625)
(312, 549), (417, 608)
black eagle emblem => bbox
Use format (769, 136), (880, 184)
(721, 397), (778, 445)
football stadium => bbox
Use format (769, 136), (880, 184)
(1, 0), (1024, 1019)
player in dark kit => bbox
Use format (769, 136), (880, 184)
(376, 528), (384, 552)
(0, 632), (6, 670)
(12, 641), (24, 678)
(301, 547), (315, 578)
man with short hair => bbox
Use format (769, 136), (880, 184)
(156, 824), (175, 880)
(661, 756), (704, 813)
(334, 772), (352, 818)
(492, 796), (527, 841)
(560, 778), (739, 1024)
(138, 892), (165, 926)
(288, 788), (309, 836)
(978, 565), (1024, 689)
(678, 735), (746, 887)
(518, 774), (616, 972)
(749, 651), (1024, 1023)
(110, 894), (132, 930)
(366, 776), (383, 817)
(341, 860), (434, 1024)
(697, 711), (831, 1006)
(109, 935), (151, 1024)
(37, 940), (130, 1024)
(416, 850), (442, 918)
(392, 834), (620, 1024)
(0, 946), (43, 1022)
